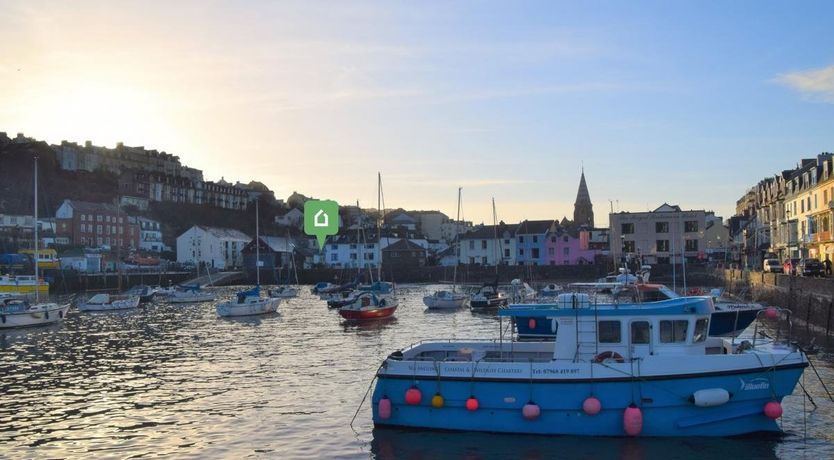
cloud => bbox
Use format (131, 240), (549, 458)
(776, 65), (834, 103)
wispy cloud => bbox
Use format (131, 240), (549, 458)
(776, 64), (834, 103)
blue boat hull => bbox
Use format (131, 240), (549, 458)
(372, 364), (804, 436)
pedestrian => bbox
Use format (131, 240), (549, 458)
(825, 257), (832, 277)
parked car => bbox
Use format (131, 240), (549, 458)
(763, 258), (783, 273)
(798, 258), (824, 277)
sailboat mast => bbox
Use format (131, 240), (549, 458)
(256, 199), (260, 286)
(492, 197), (499, 276)
(377, 172), (382, 282)
(33, 155), (39, 302)
(453, 187), (461, 293)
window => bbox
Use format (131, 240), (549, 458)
(660, 320), (689, 343)
(631, 321), (650, 344)
(330, 254), (337, 261)
(684, 221), (698, 232)
(656, 240), (669, 252)
(96, 215), (102, 222)
(504, 239), (510, 245)
(621, 223), (634, 234)
(81, 214), (86, 221)
(331, 244), (337, 250)
(693, 318), (708, 343)
(519, 248), (525, 256)
(469, 240), (475, 250)
(532, 236), (538, 243)
(96, 225), (102, 234)
(685, 240), (698, 251)
(551, 236), (556, 243)
(563, 247), (569, 256)
(518, 236), (524, 243)
(481, 257), (487, 264)
(563, 236), (569, 242)
(350, 253), (357, 260)
(531, 248), (539, 258)
(655, 222), (669, 233)
(350, 244), (357, 249)
(598, 321), (621, 343)
(548, 247), (555, 256)
(481, 240), (487, 249)
(504, 249), (510, 257)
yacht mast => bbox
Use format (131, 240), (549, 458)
(492, 197), (499, 276)
(453, 187), (461, 293)
(256, 199), (260, 287)
(33, 155), (39, 303)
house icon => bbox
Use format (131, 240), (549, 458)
(314, 209), (329, 227)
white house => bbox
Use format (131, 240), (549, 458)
(458, 224), (518, 265)
(176, 225), (250, 269)
(275, 208), (304, 228)
(138, 217), (168, 252)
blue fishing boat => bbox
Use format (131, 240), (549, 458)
(371, 296), (806, 436)
(515, 283), (763, 340)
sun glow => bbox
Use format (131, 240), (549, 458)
(13, 76), (166, 148)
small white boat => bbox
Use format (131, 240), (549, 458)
(423, 290), (468, 309)
(0, 296), (71, 328)
(78, 293), (140, 311)
(168, 285), (215, 304)
(268, 286), (299, 299)
(217, 286), (281, 317)
(509, 279), (537, 303)
(539, 283), (563, 297)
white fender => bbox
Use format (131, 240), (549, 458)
(691, 388), (730, 407)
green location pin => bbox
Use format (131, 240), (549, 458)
(304, 200), (339, 249)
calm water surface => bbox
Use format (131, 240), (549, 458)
(2, 285), (834, 459)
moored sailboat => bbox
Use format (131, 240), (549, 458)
(78, 293), (141, 311)
(424, 187), (468, 310)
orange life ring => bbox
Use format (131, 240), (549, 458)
(593, 351), (625, 364)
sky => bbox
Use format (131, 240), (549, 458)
(1, 1), (833, 226)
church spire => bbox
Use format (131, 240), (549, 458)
(573, 169), (594, 227)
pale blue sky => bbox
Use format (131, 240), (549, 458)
(1, 1), (832, 225)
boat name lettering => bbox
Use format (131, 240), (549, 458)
(406, 364), (523, 375)
(739, 377), (770, 391)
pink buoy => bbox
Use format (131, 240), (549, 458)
(528, 318), (537, 330)
(583, 396), (601, 416)
(465, 396), (479, 411)
(405, 386), (422, 405)
(623, 404), (643, 436)
(765, 307), (779, 319)
(522, 402), (541, 420)
(764, 401), (783, 420)
(378, 396), (392, 419)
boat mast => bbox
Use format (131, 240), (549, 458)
(256, 199), (260, 287)
(33, 155), (39, 303)
(492, 197), (499, 276)
(377, 172), (383, 283)
(453, 187), (461, 293)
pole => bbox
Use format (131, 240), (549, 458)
(453, 187), (461, 292)
(377, 172), (382, 282)
(492, 197), (499, 274)
(33, 155), (39, 303)
(256, 199), (260, 286)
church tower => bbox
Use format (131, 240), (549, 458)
(573, 168), (594, 227)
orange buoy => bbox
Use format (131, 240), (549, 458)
(528, 318), (537, 330)
(522, 401), (540, 420)
(583, 396), (601, 415)
(763, 401), (782, 419)
(431, 393), (444, 408)
(378, 396), (392, 419)
(465, 396), (479, 411)
(623, 404), (643, 436)
(405, 386), (422, 405)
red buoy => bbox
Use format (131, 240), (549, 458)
(528, 318), (537, 330)
(522, 402), (540, 420)
(583, 396), (601, 416)
(405, 386), (422, 405)
(765, 307), (779, 319)
(623, 404), (643, 436)
(465, 396), (479, 411)
(378, 397), (392, 419)
(764, 401), (782, 419)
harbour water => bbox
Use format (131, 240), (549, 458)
(2, 285), (834, 459)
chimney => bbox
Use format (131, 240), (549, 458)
(85, 141), (92, 148)
(117, 142), (124, 148)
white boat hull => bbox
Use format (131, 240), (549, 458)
(423, 293), (468, 309)
(0, 303), (71, 328)
(79, 295), (141, 311)
(169, 292), (216, 304)
(269, 287), (299, 299)
(216, 297), (281, 317)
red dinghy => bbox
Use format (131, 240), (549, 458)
(339, 292), (398, 320)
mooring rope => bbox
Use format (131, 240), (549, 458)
(350, 362), (385, 433)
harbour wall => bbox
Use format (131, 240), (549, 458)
(720, 269), (834, 339)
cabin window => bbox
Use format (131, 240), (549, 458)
(693, 318), (708, 343)
(631, 321), (650, 344)
(598, 321), (621, 343)
(659, 320), (688, 343)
